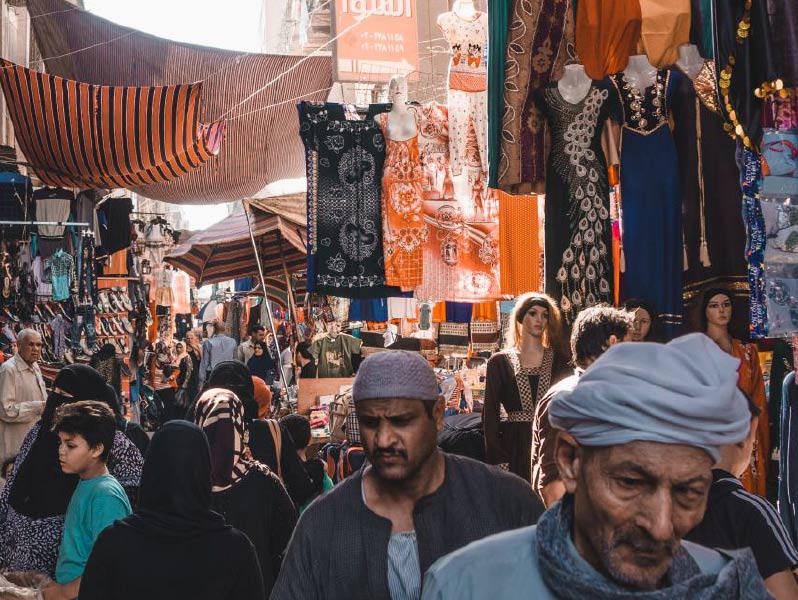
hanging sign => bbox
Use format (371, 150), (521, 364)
(332, 0), (419, 83)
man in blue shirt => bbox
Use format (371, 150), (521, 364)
(43, 401), (131, 600)
(199, 320), (237, 387)
(422, 335), (771, 600)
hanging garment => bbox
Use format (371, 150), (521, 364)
(309, 334), (362, 378)
(499, 0), (573, 190)
(49, 249), (75, 302)
(97, 198), (133, 255)
(690, 0), (714, 59)
(378, 113), (428, 289)
(438, 11), (489, 177)
(417, 102), (455, 201)
(171, 271), (192, 315)
(33, 188), (72, 258)
(487, 0), (510, 188)
(610, 69), (683, 338)
(539, 84), (614, 323)
(770, 0), (798, 88)
(298, 102), (398, 299)
(732, 339), (769, 497)
(673, 61), (748, 313)
(636, 0), (691, 68)
(0, 60), (224, 190)
(497, 191), (540, 296)
(0, 171), (34, 241)
(575, 0), (642, 80)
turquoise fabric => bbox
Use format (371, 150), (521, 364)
(55, 473), (132, 585)
(487, 0), (510, 188)
(421, 525), (732, 599)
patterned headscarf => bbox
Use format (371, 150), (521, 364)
(193, 388), (270, 492)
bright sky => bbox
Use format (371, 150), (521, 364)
(83, 0), (267, 230)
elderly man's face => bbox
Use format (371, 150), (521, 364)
(356, 397), (443, 483)
(559, 438), (712, 590)
(18, 333), (42, 364)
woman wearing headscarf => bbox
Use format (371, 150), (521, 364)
(79, 421), (265, 600)
(252, 376), (273, 420)
(0, 365), (143, 576)
(194, 388), (297, 596)
(247, 341), (277, 385)
(191, 361), (316, 508)
(89, 343), (124, 396)
(102, 384), (150, 456)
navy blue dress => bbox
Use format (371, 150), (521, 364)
(611, 69), (683, 339)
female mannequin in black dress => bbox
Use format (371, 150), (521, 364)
(483, 293), (570, 481)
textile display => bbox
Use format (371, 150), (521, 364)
(575, 0), (642, 80)
(761, 129), (798, 197)
(378, 113), (428, 289)
(487, 0), (510, 188)
(299, 102), (400, 299)
(0, 171), (33, 241)
(538, 84), (614, 323)
(470, 321), (500, 352)
(610, 69), (683, 338)
(416, 102), (455, 202)
(438, 322), (470, 357)
(636, 0), (691, 68)
(497, 190), (540, 296)
(0, 60), (224, 190)
(742, 147), (768, 338)
(498, 0), (573, 190)
(26, 0), (333, 204)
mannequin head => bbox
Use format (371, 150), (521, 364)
(701, 288), (733, 331)
(388, 75), (408, 106)
(506, 292), (563, 351)
(622, 298), (660, 342)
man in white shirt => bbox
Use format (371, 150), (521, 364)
(236, 325), (266, 364)
(0, 329), (47, 461)
(199, 320), (238, 386)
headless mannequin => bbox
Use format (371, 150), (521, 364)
(623, 54), (657, 92)
(557, 63), (592, 104)
(386, 75), (417, 141)
(453, 0), (477, 19)
(676, 43), (705, 80)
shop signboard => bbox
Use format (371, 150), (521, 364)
(332, 0), (419, 83)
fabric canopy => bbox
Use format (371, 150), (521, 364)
(164, 204), (306, 286)
(0, 60), (224, 189)
(27, 0), (332, 204)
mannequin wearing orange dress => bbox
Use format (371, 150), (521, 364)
(703, 288), (769, 496)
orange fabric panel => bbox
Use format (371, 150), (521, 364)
(432, 302), (447, 323)
(106, 250), (128, 276)
(636, 0), (691, 68)
(733, 341), (769, 497)
(575, 0), (642, 80)
(471, 301), (498, 321)
(496, 190), (540, 296)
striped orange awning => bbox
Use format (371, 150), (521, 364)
(164, 205), (306, 287)
(28, 0), (332, 204)
(0, 60), (224, 189)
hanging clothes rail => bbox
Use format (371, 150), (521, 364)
(0, 221), (91, 227)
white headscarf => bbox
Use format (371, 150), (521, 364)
(549, 333), (751, 461)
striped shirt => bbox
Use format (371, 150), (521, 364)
(685, 468), (798, 579)
(387, 532), (421, 600)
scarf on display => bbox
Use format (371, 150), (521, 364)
(193, 388), (271, 492)
(9, 365), (113, 518)
(536, 496), (770, 600)
(122, 421), (228, 538)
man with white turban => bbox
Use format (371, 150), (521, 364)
(421, 334), (771, 599)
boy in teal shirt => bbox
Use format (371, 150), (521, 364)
(43, 400), (131, 600)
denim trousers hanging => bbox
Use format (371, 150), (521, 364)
(70, 304), (97, 348)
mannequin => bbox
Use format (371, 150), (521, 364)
(385, 75), (417, 141)
(482, 293), (569, 480)
(557, 63), (592, 104)
(701, 288), (769, 497)
(623, 54), (657, 92)
(378, 76), (427, 289)
(676, 43), (704, 80)
(453, 0), (477, 19)
(309, 322), (362, 378)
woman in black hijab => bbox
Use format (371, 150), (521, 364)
(187, 361), (258, 421)
(0, 365), (144, 576)
(79, 421), (264, 600)
(247, 341), (277, 385)
(102, 384), (150, 456)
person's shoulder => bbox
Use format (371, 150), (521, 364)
(724, 485), (795, 539)
(487, 351), (511, 368)
(445, 454), (532, 494)
(681, 540), (733, 576)
(89, 475), (129, 500)
(539, 373), (579, 403)
(0, 354), (17, 372)
(296, 471), (361, 524)
(425, 525), (540, 589)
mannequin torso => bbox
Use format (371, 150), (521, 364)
(623, 54), (657, 92)
(557, 64), (592, 104)
(676, 44), (704, 80)
(453, 0), (477, 19)
(386, 76), (417, 140)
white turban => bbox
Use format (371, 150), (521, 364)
(549, 333), (751, 462)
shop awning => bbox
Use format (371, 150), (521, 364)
(0, 60), (224, 189)
(27, 0), (332, 204)
(163, 204), (306, 286)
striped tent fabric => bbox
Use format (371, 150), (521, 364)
(0, 60), (224, 189)
(164, 204), (306, 286)
(27, 0), (332, 204)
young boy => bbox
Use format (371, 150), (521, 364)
(43, 401), (132, 600)
(685, 396), (798, 600)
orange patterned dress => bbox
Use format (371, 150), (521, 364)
(379, 113), (428, 290)
(733, 339), (770, 496)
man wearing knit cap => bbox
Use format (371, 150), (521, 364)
(422, 334), (771, 599)
(274, 350), (544, 600)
